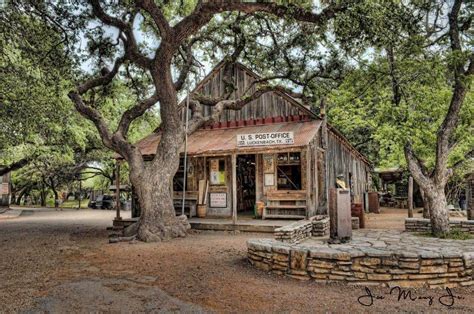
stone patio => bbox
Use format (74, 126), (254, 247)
(247, 230), (474, 288)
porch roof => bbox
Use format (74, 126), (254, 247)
(135, 120), (322, 158)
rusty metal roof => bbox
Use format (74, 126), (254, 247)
(135, 120), (322, 157)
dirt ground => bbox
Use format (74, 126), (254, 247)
(1, 208), (473, 313)
(365, 206), (423, 229)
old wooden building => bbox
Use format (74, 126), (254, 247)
(0, 168), (11, 208)
(130, 62), (371, 221)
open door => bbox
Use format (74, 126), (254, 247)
(236, 154), (256, 217)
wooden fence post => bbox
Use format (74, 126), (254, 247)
(408, 176), (413, 218)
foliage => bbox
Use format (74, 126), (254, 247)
(328, 56), (473, 170)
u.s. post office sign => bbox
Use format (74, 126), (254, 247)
(237, 132), (294, 147)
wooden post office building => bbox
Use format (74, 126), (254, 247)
(131, 62), (371, 221)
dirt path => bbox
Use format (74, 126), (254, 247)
(1, 209), (473, 313)
(365, 207), (423, 229)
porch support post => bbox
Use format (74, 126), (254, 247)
(232, 154), (237, 225)
(306, 146), (312, 218)
(115, 160), (122, 220)
(408, 176), (413, 218)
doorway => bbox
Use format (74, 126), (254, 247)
(236, 154), (256, 218)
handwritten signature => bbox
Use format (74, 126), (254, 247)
(357, 286), (465, 307)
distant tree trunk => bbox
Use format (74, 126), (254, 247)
(10, 191), (16, 205)
(49, 178), (59, 208)
(40, 184), (47, 207)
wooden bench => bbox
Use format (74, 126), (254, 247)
(262, 191), (307, 220)
(173, 199), (197, 218)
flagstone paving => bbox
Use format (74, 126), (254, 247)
(247, 230), (474, 288)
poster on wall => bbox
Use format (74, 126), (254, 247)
(210, 159), (225, 185)
(263, 154), (274, 173)
(264, 173), (274, 186)
(209, 192), (227, 208)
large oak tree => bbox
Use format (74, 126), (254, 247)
(63, 0), (349, 242)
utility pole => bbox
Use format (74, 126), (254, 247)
(78, 175), (82, 210)
(408, 176), (413, 218)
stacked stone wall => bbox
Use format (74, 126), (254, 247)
(247, 239), (474, 288)
(405, 218), (474, 234)
(274, 216), (331, 244)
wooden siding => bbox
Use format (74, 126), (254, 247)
(327, 131), (370, 202)
(182, 63), (312, 123)
(0, 170), (10, 207)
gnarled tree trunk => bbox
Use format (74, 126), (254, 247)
(403, 0), (472, 237)
(422, 186), (449, 235)
(125, 128), (190, 242)
(419, 189), (430, 219)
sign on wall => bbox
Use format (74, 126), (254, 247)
(264, 173), (275, 186)
(263, 154), (274, 173)
(209, 192), (227, 208)
(237, 132), (294, 147)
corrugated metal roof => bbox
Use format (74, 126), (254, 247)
(136, 120), (322, 157)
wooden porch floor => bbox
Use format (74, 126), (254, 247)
(113, 216), (298, 233)
(189, 217), (298, 233)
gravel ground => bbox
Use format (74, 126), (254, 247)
(0, 208), (473, 313)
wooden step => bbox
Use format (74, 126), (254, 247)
(265, 205), (307, 209)
(263, 214), (306, 219)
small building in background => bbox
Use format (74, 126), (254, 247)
(0, 168), (11, 208)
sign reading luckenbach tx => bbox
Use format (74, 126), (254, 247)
(237, 131), (294, 147)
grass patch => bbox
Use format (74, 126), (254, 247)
(59, 200), (90, 209)
(416, 229), (473, 240)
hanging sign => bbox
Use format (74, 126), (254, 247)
(237, 132), (294, 147)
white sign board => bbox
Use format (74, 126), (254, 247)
(237, 132), (294, 147)
(209, 192), (227, 208)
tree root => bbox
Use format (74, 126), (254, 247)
(113, 215), (192, 243)
(109, 235), (137, 243)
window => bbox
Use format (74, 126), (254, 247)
(277, 152), (302, 190)
(209, 158), (226, 185)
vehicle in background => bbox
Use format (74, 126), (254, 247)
(88, 195), (114, 210)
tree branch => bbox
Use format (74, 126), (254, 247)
(404, 143), (432, 189)
(173, 2), (345, 49)
(187, 85), (277, 134)
(434, 0), (472, 185)
(89, 0), (152, 69)
(0, 158), (29, 176)
(135, 0), (171, 38)
(117, 93), (159, 137)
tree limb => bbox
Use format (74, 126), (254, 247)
(0, 158), (29, 176)
(187, 85), (277, 134)
(173, 2), (346, 49)
(117, 93), (159, 137)
(135, 0), (171, 38)
(434, 0), (472, 185)
(89, 0), (152, 69)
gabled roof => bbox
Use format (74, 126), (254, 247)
(129, 60), (371, 166)
(177, 61), (318, 119)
